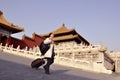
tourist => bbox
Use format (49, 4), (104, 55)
(43, 33), (55, 74)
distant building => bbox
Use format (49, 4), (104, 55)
(0, 11), (44, 49)
(0, 11), (24, 36)
(22, 33), (44, 48)
(0, 10), (25, 47)
(40, 24), (90, 46)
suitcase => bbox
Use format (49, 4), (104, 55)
(31, 58), (45, 69)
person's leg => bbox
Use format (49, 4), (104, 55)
(50, 58), (54, 65)
(43, 58), (52, 74)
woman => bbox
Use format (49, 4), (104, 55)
(43, 33), (55, 74)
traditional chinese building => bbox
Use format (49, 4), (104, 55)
(40, 24), (90, 46)
(22, 33), (44, 48)
(40, 24), (115, 74)
(0, 11), (24, 36)
(0, 10), (25, 47)
(6, 36), (27, 49)
(32, 32), (44, 46)
(0, 11), (44, 49)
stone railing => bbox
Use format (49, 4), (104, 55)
(54, 44), (114, 74)
(0, 43), (41, 59)
(107, 52), (120, 73)
(0, 43), (114, 74)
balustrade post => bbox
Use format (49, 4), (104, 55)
(0, 43), (2, 46)
(0, 43), (2, 51)
(56, 52), (60, 64)
(9, 44), (13, 53)
(72, 46), (75, 67)
(24, 46), (28, 57)
(4, 43), (8, 50)
(16, 45), (20, 55)
(72, 52), (75, 67)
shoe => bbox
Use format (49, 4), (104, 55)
(45, 71), (50, 75)
(43, 66), (50, 74)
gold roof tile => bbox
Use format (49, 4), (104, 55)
(0, 11), (24, 33)
(53, 34), (78, 41)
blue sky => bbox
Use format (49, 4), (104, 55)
(0, 0), (120, 51)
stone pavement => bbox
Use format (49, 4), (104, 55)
(0, 52), (120, 80)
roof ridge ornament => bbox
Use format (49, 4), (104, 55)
(62, 23), (65, 26)
(0, 10), (3, 15)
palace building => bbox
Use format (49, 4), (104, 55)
(0, 11), (24, 36)
(0, 11), (44, 49)
(0, 10), (25, 47)
(0, 10), (90, 49)
(22, 33), (44, 48)
(40, 24), (90, 46)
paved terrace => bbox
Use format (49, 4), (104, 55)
(0, 52), (120, 80)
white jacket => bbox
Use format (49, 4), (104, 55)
(43, 38), (54, 58)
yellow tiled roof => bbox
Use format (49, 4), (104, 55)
(40, 24), (75, 36)
(53, 24), (73, 34)
(0, 11), (24, 33)
(40, 24), (90, 45)
(53, 34), (78, 41)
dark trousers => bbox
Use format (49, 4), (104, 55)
(44, 58), (54, 74)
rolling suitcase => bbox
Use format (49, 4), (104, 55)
(31, 58), (45, 69)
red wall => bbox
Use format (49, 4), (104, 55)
(6, 37), (27, 49)
(0, 33), (44, 49)
(22, 35), (38, 48)
(32, 33), (44, 46)
(0, 33), (2, 42)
